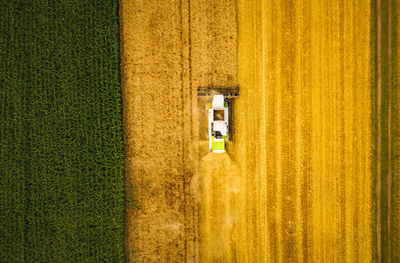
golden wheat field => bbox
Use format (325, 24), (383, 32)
(119, 0), (399, 262)
(228, 0), (371, 261)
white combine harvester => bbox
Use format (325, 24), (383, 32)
(197, 86), (240, 153)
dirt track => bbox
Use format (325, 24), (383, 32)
(397, 2), (400, 260)
(121, 0), (377, 262)
(376, 0), (399, 262)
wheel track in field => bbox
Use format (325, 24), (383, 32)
(376, 0), (382, 261)
(387, 1), (392, 262)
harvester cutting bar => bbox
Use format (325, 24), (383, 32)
(197, 86), (240, 98)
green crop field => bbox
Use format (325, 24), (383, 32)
(0, 1), (124, 262)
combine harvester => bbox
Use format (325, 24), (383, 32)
(197, 86), (240, 153)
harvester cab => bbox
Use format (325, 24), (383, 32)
(197, 86), (239, 153)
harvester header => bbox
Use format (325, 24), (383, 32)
(197, 86), (240, 98)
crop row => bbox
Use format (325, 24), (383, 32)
(0, 1), (124, 262)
